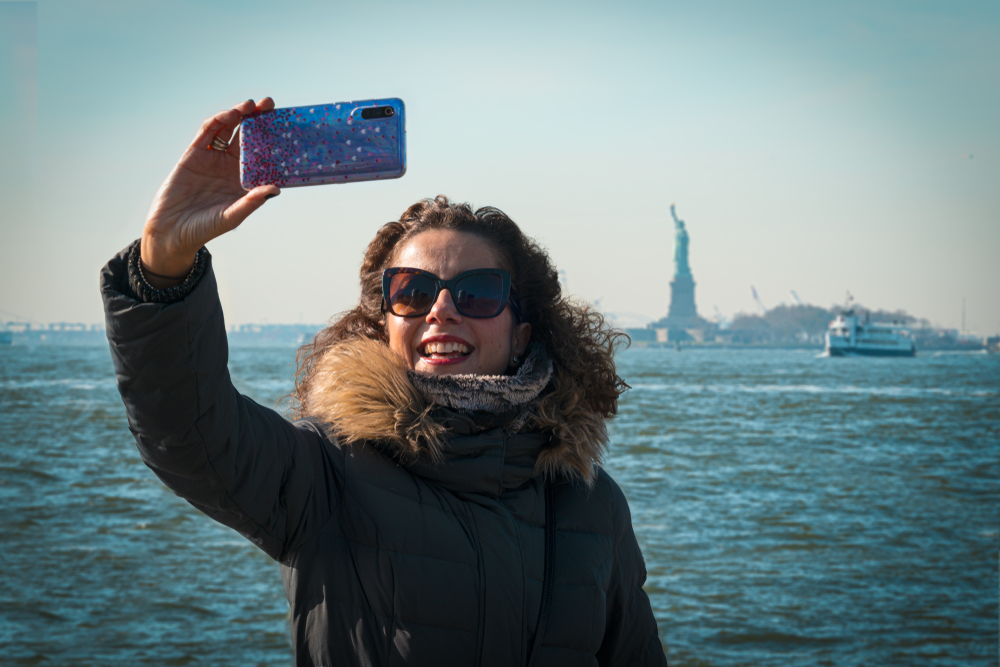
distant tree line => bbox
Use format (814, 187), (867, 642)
(725, 304), (936, 345)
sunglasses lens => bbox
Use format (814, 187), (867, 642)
(454, 273), (505, 318)
(388, 273), (436, 316)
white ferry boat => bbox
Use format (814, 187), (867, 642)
(825, 310), (916, 357)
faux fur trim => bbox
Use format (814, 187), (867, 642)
(533, 395), (608, 486)
(303, 338), (447, 462)
(302, 338), (608, 485)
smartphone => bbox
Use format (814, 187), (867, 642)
(240, 97), (406, 189)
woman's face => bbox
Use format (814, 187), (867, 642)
(385, 229), (531, 376)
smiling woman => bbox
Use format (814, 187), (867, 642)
(100, 99), (667, 666)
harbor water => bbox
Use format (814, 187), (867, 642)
(1, 344), (997, 665)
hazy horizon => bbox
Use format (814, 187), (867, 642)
(0, 297), (980, 334)
(2, 1), (997, 334)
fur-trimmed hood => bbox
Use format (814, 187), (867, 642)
(301, 338), (609, 486)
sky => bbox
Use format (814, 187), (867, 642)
(1, 0), (997, 333)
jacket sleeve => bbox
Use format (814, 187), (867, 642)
(597, 474), (669, 666)
(101, 244), (341, 561)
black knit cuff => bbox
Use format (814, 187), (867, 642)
(126, 239), (208, 304)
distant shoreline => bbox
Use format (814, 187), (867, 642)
(2, 321), (994, 353)
(2, 330), (990, 353)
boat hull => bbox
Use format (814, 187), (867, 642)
(826, 345), (915, 358)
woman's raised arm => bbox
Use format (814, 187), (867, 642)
(101, 100), (340, 562)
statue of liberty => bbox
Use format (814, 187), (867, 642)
(670, 204), (691, 279)
(654, 203), (701, 337)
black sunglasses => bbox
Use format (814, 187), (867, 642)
(382, 267), (518, 319)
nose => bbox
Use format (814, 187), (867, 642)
(426, 288), (463, 324)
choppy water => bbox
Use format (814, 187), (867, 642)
(1, 344), (997, 665)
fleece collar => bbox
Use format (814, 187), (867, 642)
(406, 343), (552, 434)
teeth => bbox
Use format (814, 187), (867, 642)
(422, 342), (470, 355)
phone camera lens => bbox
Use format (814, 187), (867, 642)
(383, 107), (394, 117)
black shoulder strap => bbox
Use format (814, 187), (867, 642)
(527, 480), (555, 667)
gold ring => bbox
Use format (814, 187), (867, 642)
(210, 135), (229, 151)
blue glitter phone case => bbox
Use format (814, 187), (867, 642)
(239, 97), (406, 189)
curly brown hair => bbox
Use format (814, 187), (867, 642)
(292, 196), (629, 466)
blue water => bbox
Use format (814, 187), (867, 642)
(1, 344), (997, 665)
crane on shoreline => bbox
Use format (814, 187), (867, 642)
(750, 286), (767, 314)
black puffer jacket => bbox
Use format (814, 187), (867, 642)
(101, 246), (667, 666)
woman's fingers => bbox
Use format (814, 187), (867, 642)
(219, 184), (281, 233)
(190, 98), (263, 153)
(191, 107), (241, 152)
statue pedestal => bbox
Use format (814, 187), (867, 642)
(652, 276), (709, 341)
(666, 275), (698, 322)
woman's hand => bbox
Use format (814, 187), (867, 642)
(140, 98), (280, 287)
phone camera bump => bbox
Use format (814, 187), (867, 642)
(361, 106), (395, 120)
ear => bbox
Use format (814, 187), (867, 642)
(511, 321), (531, 359)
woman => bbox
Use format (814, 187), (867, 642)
(101, 98), (667, 666)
